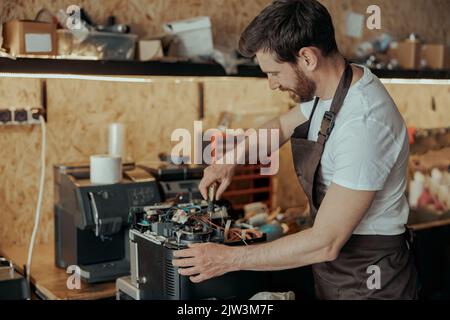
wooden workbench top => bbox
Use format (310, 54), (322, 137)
(0, 244), (116, 300)
(407, 209), (450, 231)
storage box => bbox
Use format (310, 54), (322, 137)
(57, 29), (137, 60)
(421, 44), (450, 70)
(2, 20), (57, 56)
(388, 40), (421, 69)
(163, 16), (214, 58)
(138, 40), (164, 61)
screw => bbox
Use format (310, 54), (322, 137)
(137, 276), (147, 284)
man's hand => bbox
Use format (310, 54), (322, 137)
(199, 164), (236, 200)
(172, 243), (240, 283)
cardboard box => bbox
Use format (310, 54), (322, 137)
(421, 44), (450, 70)
(2, 20), (57, 56)
(388, 40), (421, 69)
(163, 16), (214, 58)
(138, 40), (164, 61)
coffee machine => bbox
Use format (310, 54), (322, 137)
(138, 162), (205, 203)
(116, 203), (315, 300)
(54, 163), (161, 283)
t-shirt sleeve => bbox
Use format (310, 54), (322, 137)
(331, 118), (403, 191)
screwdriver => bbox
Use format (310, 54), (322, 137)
(207, 182), (218, 220)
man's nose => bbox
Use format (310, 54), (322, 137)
(268, 77), (280, 90)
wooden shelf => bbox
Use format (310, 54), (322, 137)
(221, 165), (274, 213)
(237, 63), (450, 80)
(0, 57), (226, 76)
(1, 57), (449, 79)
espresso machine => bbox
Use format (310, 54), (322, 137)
(54, 163), (161, 283)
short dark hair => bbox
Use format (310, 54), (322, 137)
(239, 0), (338, 63)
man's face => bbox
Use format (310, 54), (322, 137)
(256, 50), (316, 103)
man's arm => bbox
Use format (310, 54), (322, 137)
(225, 104), (307, 163)
(199, 105), (306, 199)
(261, 104), (307, 148)
(173, 183), (375, 282)
(233, 183), (375, 271)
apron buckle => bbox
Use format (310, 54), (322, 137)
(324, 111), (336, 133)
(324, 110), (335, 122)
(318, 111), (336, 142)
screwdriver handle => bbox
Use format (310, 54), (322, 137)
(208, 182), (218, 202)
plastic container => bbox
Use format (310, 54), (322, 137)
(163, 16), (214, 58)
(57, 29), (137, 60)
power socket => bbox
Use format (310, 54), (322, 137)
(29, 107), (46, 124)
(0, 107), (46, 125)
(13, 108), (29, 124)
(0, 109), (13, 124)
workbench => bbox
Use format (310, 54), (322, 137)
(407, 209), (450, 231)
(407, 209), (450, 299)
(0, 244), (116, 300)
(1, 208), (449, 300)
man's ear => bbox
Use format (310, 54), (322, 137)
(298, 47), (318, 71)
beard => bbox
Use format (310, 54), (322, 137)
(283, 67), (316, 104)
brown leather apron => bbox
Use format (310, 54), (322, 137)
(290, 62), (418, 300)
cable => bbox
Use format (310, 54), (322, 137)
(26, 115), (46, 285)
(195, 215), (262, 245)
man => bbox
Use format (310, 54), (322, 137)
(172, 0), (418, 299)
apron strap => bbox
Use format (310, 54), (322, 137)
(305, 97), (320, 135)
(317, 61), (353, 145)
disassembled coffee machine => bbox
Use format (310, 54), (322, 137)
(129, 199), (265, 249)
(118, 199), (313, 300)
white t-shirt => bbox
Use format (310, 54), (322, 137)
(300, 65), (410, 235)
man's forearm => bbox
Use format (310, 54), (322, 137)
(219, 105), (306, 165)
(258, 116), (291, 148)
(223, 117), (287, 165)
(229, 228), (336, 272)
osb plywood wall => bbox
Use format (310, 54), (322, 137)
(2, 0), (450, 57)
(384, 83), (450, 129)
(0, 78), (43, 248)
(0, 77), (201, 247)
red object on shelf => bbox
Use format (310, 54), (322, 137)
(222, 164), (274, 215)
(418, 188), (433, 208)
(209, 134), (274, 215)
(210, 131), (241, 164)
(408, 127), (416, 145)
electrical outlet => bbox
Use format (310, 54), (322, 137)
(0, 107), (45, 125)
(0, 109), (13, 124)
(29, 107), (46, 124)
(13, 108), (28, 124)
